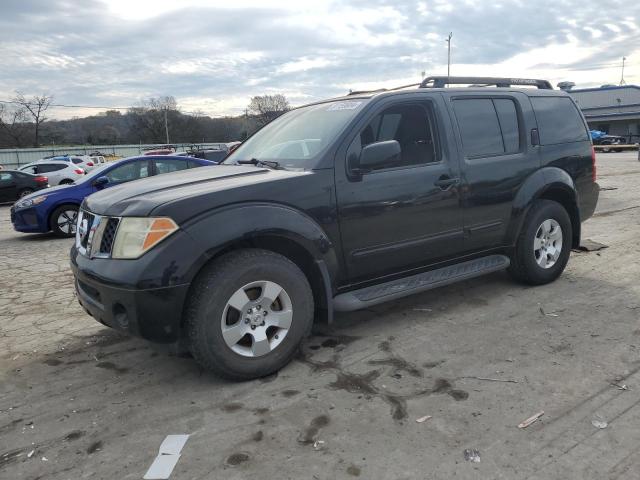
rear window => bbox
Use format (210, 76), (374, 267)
(531, 96), (588, 145)
(453, 98), (521, 158)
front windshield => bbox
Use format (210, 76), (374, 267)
(75, 163), (111, 184)
(224, 99), (366, 169)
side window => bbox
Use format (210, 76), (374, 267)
(347, 102), (440, 172)
(21, 166), (38, 174)
(71, 158), (83, 164)
(38, 164), (66, 173)
(453, 99), (504, 157)
(105, 161), (150, 183)
(531, 97), (588, 145)
(154, 159), (189, 175)
(493, 99), (520, 153)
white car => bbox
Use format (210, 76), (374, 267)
(36, 155), (97, 172)
(89, 155), (106, 166)
(19, 161), (85, 185)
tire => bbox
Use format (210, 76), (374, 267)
(186, 249), (314, 380)
(59, 179), (74, 185)
(50, 204), (79, 237)
(18, 188), (34, 198)
(508, 200), (572, 285)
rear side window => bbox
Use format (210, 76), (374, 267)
(453, 98), (521, 158)
(71, 158), (83, 164)
(38, 164), (66, 173)
(531, 97), (588, 145)
(154, 159), (189, 174)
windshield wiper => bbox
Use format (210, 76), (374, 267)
(236, 158), (282, 170)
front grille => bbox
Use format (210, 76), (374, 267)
(99, 218), (119, 254)
(76, 209), (120, 258)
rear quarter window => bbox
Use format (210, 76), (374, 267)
(531, 96), (588, 145)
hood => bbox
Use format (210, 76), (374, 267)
(83, 165), (308, 218)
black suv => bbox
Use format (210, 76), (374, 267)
(71, 76), (599, 379)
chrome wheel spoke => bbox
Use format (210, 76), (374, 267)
(227, 288), (251, 311)
(267, 309), (293, 330)
(261, 281), (283, 305)
(222, 322), (248, 346)
(533, 236), (543, 250)
(251, 329), (271, 356)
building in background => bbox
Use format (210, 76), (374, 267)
(561, 84), (640, 143)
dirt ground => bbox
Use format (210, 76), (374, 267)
(1, 151), (640, 480)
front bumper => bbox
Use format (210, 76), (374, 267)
(71, 246), (191, 343)
(11, 206), (47, 233)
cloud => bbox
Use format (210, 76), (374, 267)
(0, 0), (638, 119)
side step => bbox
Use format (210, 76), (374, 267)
(333, 255), (510, 312)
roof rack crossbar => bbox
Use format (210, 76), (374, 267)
(419, 76), (553, 90)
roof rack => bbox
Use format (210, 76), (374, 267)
(419, 76), (553, 89)
(347, 82), (421, 96)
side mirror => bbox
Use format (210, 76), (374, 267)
(358, 140), (401, 172)
(93, 176), (109, 187)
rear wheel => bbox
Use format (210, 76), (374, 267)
(18, 188), (34, 198)
(59, 179), (74, 185)
(186, 249), (314, 380)
(508, 200), (572, 285)
(50, 205), (79, 237)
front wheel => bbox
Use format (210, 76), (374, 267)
(186, 249), (314, 380)
(50, 205), (79, 237)
(508, 200), (572, 285)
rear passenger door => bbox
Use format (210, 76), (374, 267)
(446, 92), (539, 252)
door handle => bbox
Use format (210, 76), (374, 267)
(434, 176), (460, 189)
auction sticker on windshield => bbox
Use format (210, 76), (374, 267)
(327, 101), (362, 111)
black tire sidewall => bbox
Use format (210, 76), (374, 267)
(19, 189), (34, 198)
(188, 250), (313, 379)
(518, 201), (572, 284)
(51, 205), (78, 237)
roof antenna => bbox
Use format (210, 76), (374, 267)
(446, 32), (453, 86)
(619, 56), (627, 86)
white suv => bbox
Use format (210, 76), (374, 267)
(37, 155), (96, 172)
(19, 161), (85, 185)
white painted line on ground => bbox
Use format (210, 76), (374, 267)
(143, 434), (190, 480)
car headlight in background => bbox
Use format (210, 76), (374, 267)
(111, 217), (178, 259)
(14, 195), (48, 210)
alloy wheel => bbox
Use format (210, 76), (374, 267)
(220, 280), (293, 357)
(533, 219), (563, 269)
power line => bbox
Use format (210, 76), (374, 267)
(0, 99), (230, 117)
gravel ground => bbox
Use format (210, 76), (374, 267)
(1, 151), (640, 479)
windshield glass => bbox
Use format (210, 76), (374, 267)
(75, 163), (111, 184)
(224, 100), (366, 169)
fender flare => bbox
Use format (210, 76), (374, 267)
(506, 167), (579, 246)
(182, 202), (340, 319)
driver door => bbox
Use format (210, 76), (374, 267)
(335, 95), (464, 282)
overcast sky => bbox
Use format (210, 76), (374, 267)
(1, 0), (638, 119)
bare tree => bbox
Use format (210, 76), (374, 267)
(0, 103), (31, 147)
(12, 92), (53, 147)
(129, 96), (178, 143)
(247, 94), (290, 126)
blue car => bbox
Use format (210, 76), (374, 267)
(11, 155), (215, 237)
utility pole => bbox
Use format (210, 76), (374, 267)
(164, 106), (170, 144)
(446, 32), (453, 85)
(620, 56), (627, 86)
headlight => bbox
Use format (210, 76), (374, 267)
(14, 195), (48, 210)
(111, 217), (178, 259)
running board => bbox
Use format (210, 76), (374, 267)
(333, 255), (510, 312)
